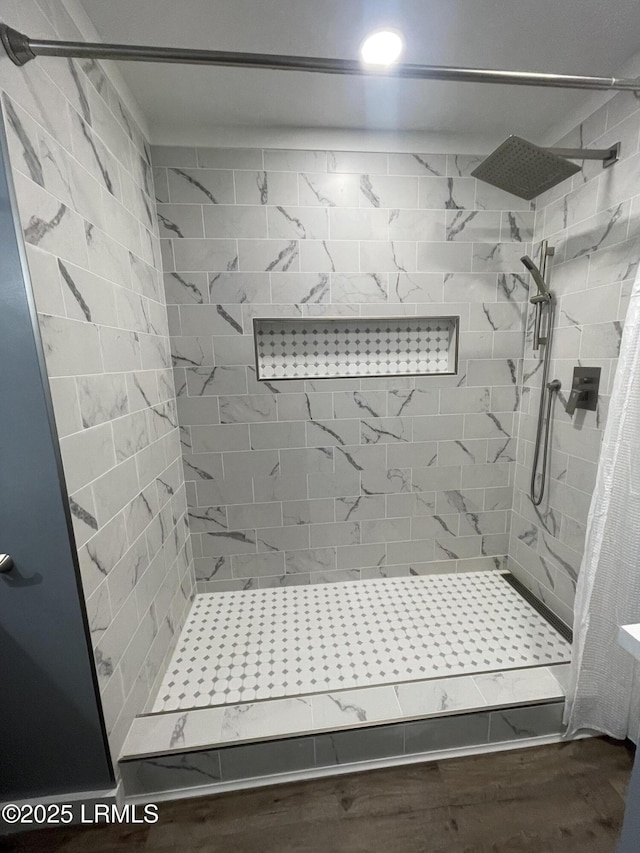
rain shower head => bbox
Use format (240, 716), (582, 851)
(471, 136), (581, 200)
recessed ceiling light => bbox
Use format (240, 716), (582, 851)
(360, 30), (404, 66)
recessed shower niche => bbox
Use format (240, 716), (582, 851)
(253, 316), (460, 381)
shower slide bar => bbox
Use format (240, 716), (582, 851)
(2, 24), (640, 93)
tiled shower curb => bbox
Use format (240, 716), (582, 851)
(120, 699), (565, 797)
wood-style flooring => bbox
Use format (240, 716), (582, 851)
(4, 738), (633, 853)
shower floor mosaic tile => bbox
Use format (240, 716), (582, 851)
(151, 572), (571, 713)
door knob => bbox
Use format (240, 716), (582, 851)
(0, 554), (15, 573)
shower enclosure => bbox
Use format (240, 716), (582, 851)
(0, 1), (635, 800)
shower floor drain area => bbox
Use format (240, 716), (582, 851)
(150, 571), (571, 713)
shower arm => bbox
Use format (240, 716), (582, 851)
(2, 24), (640, 93)
(547, 144), (620, 168)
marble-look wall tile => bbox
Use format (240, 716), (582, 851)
(155, 144), (532, 594)
(166, 167), (235, 204)
(2, 1), (195, 769)
(508, 90), (640, 625)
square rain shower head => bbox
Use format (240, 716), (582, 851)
(471, 135), (581, 201)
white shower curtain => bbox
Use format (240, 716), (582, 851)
(565, 266), (640, 741)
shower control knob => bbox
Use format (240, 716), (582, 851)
(566, 366), (601, 416)
(0, 554), (14, 573)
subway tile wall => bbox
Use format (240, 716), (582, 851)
(152, 144), (534, 592)
(508, 91), (640, 626)
(0, 0), (194, 760)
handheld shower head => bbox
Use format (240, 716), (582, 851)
(521, 255), (550, 302)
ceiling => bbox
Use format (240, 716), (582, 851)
(77, 0), (640, 148)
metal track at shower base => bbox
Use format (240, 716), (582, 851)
(1, 23), (640, 93)
(502, 572), (573, 643)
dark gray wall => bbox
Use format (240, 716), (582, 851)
(0, 116), (113, 801)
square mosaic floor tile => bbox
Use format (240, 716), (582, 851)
(150, 572), (571, 713)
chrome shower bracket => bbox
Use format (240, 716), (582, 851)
(0, 24), (34, 66)
(533, 244), (555, 350)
